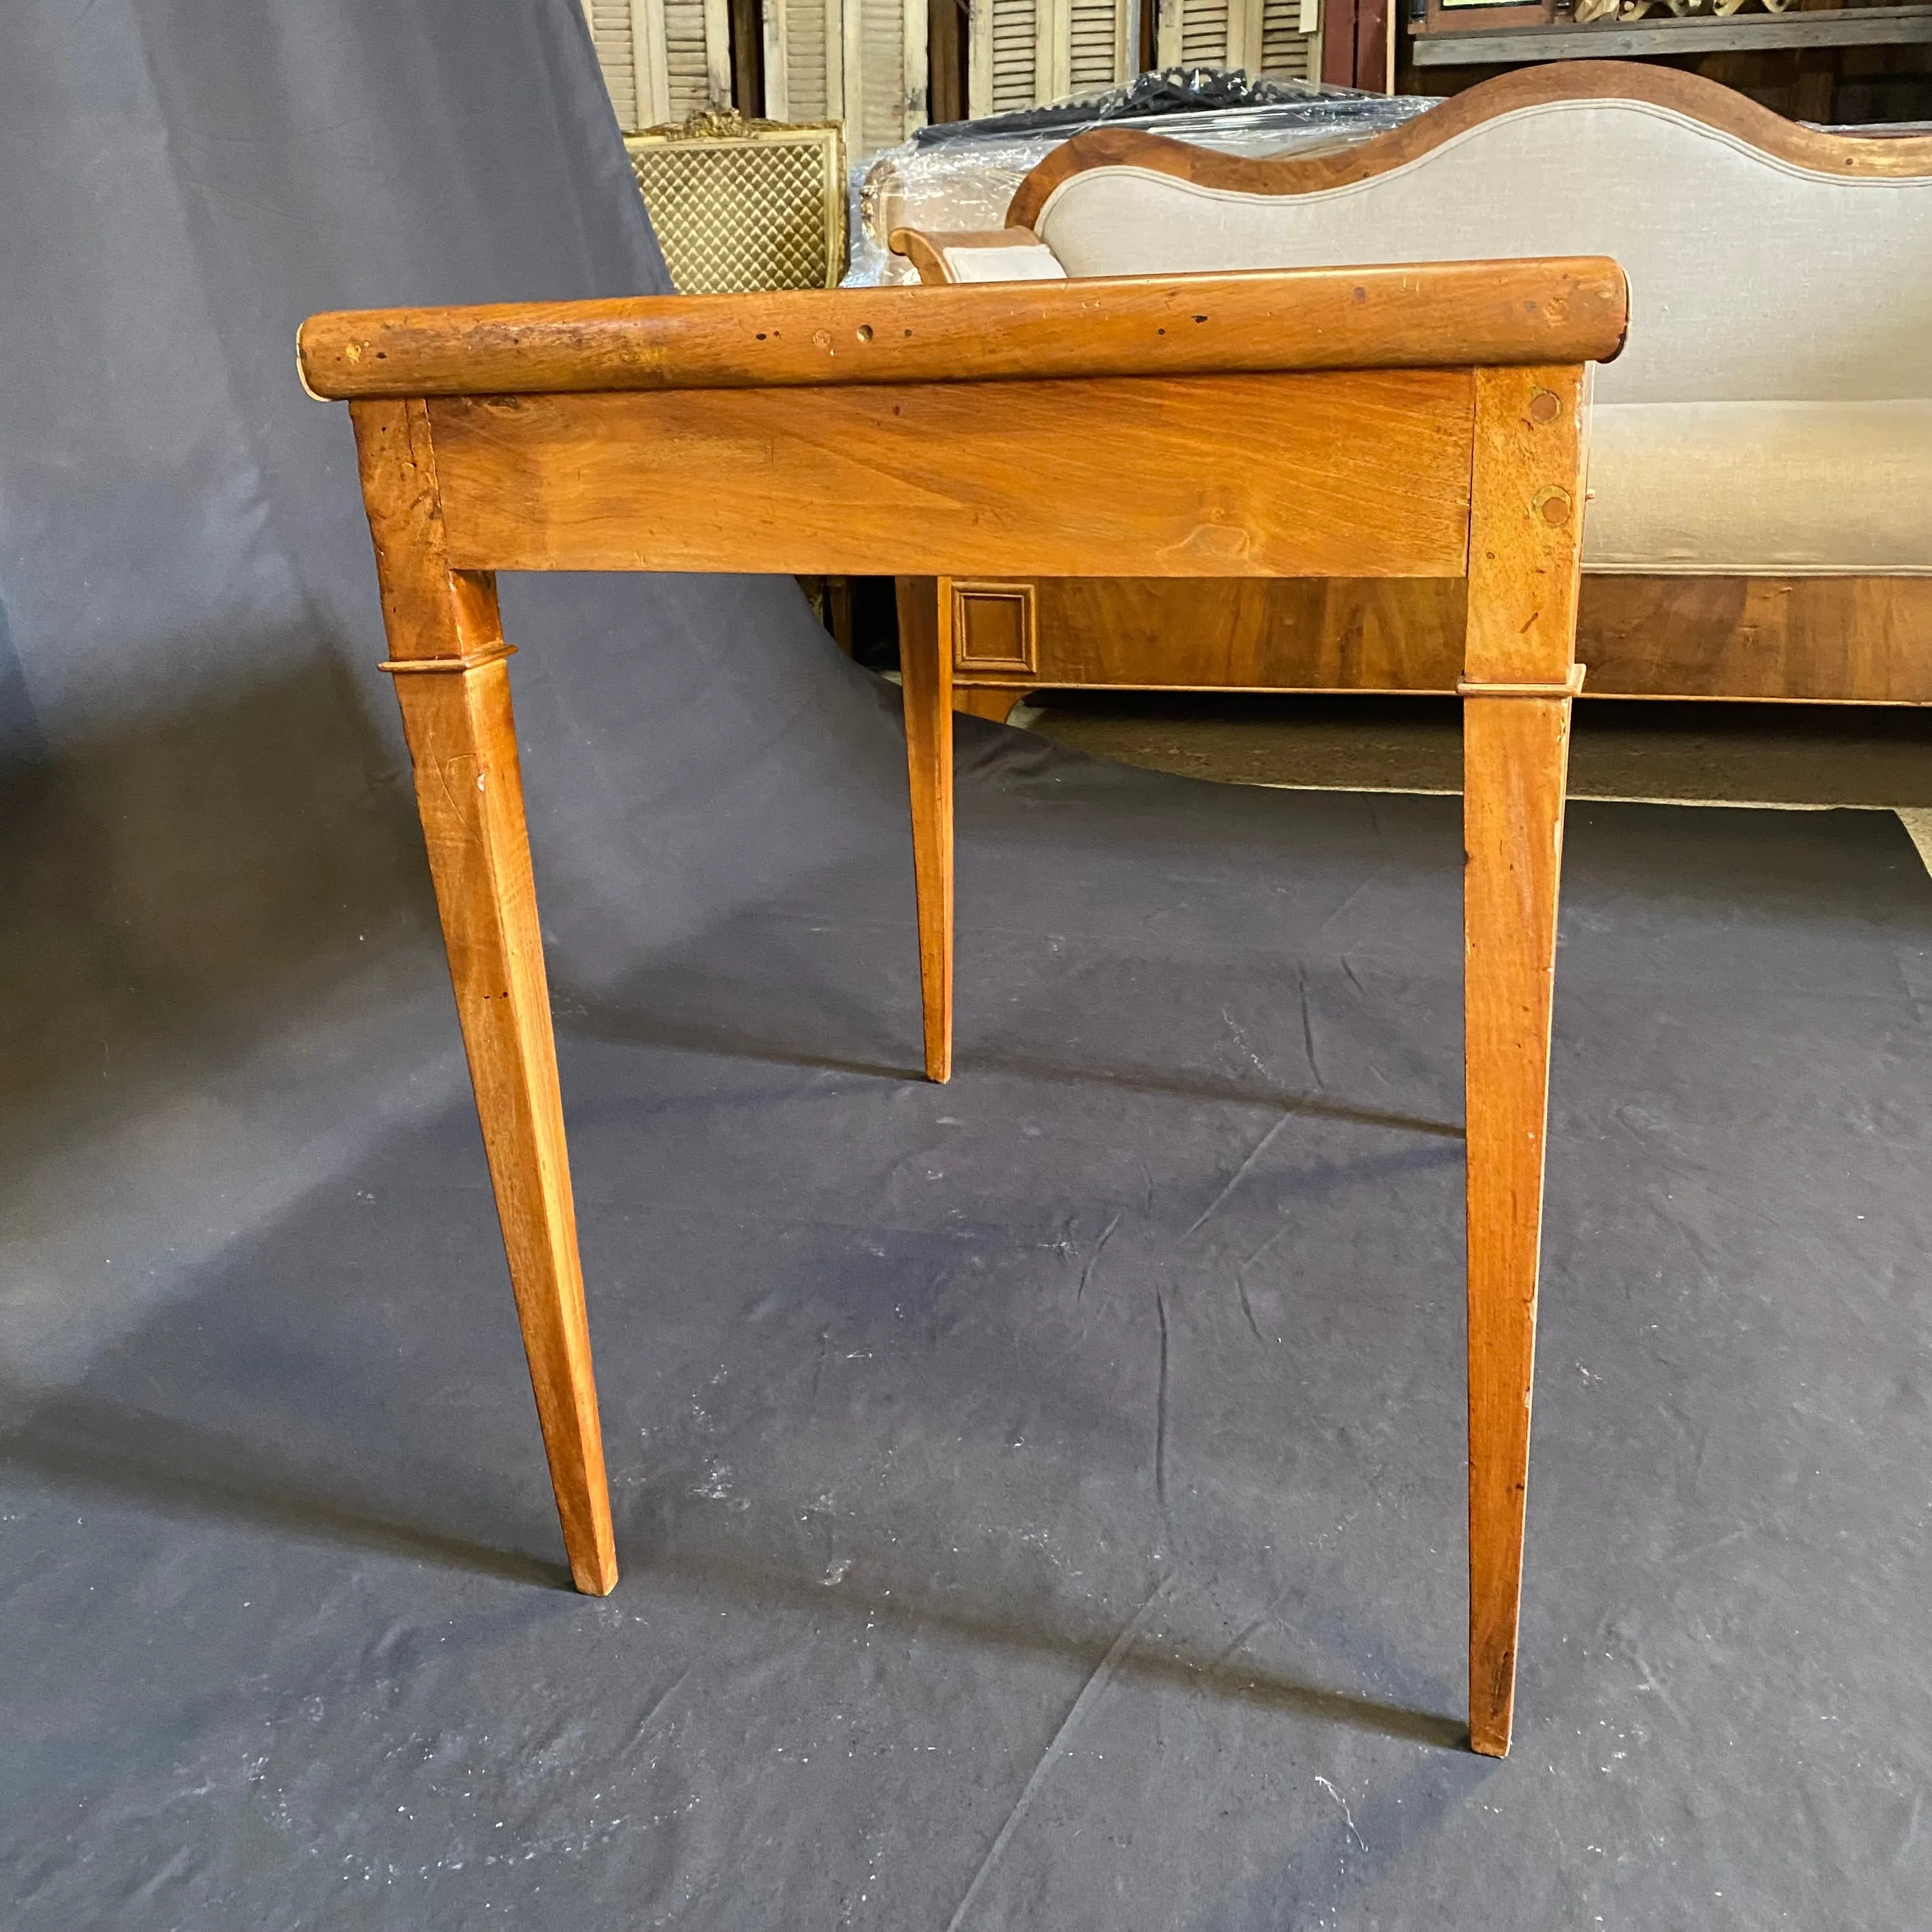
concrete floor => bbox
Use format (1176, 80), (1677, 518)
(1019, 693), (1932, 870)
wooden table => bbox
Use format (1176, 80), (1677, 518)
(298, 259), (1627, 1756)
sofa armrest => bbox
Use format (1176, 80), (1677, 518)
(889, 227), (1067, 287)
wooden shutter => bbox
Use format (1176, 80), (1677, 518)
(1169, 0), (1236, 66)
(1066, 0), (1130, 92)
(969, 0), (1131, 118)
(766, 0), (926, 154)
(586, 0), (644, 126)
(1258, 0), (1321, 79)
(765, 0), (836, 118)
(1155, 0), (1318, 80)
(583, 0), (733, 129)
(852, 0), (930, 155)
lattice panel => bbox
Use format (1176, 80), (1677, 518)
(627, 133), (844, 293)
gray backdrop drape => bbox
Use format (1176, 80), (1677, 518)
(0, 0), (905, 1390)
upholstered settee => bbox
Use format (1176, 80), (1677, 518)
(892, 64), (1932, 717)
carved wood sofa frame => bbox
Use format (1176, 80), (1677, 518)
(299, 257), (1628, 1756)
(893, 63), (1932, 723)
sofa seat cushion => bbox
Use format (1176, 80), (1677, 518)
(940, 239), (1066, 282)
(1586, 401), (1932, 574)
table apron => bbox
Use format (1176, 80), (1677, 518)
(426, 371), (1477, 580)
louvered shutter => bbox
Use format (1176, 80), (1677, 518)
(585, 0), (644, 126)
(1257, 0), (1320, 82)
(766, 0), (834, 117)
(1066, 0), (1128, 91)
(583, 0), (733, 130)
(1173, 0), (1236, 66)
(765, 0), (926, 156)
(969, 0), (1131, 119)
(980, 0), (1040, 116)
(1154, 0), (1319, 82)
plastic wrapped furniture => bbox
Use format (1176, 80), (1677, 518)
(852, 87), (1434, 284)
(891, 61), (1932, 716)
(298, 252), (1627, 1758)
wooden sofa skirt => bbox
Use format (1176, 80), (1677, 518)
(943, 575), (1932, 718)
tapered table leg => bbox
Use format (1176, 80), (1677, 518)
(354, 399), (616, 1596)
(1459, 365), (1588, 1754)
(1460, 691), (1572, 1755)
(897, 576), (954, 1083)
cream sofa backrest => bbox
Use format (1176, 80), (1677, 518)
(1024, 77), (1932, 406)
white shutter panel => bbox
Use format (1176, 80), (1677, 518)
(583, 0), (732, 130)
(1159, 0), (1315, 73)
(662, 0), (735, 119)
(1258, 0), (1319, 81)
(1066, 0), (1128, 92)
(971, 0), (1128, 116)
(585, 0), (643, 126)
(770, 0), (923, 155)
(997, 0), (1039, 110)
(763, 0), (836, 119)
(1154, 0), (1230, 67)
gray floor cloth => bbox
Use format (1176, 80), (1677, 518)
(7, 770), (1932, 1929)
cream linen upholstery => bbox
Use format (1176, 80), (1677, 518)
(1030, 98), (1932, 573)
(940, 241), (1066, 282)
(1588, 402), (1932, 574)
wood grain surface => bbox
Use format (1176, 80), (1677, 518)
(1457, 367), (1584, 1758)
(351, 399), (618, 1598)
(1574, 574), (1932, 703)
(954, 574), (1932, 705)
(297, 259), (1626, 399)
(1464, 366), (1590, 688)
(962, 576), (1469, 692)
(1460, 691), (1572, 1758)
(896, 578), (955, 1082)
(425, 374), (1476, 580)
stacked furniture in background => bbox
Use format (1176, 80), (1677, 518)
(893, 61), (1932, 717)
(583, 0), (735, 129)
(1406, 0), (1932, 126)
(761, 0), (930, 151)
(583, 0), (928, 157)
(967, 0), (1324, 118)
(579, 0), (1337, 165)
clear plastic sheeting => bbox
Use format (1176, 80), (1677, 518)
(847, 79), (1436, 286)
(916, 64), (1344, 145)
